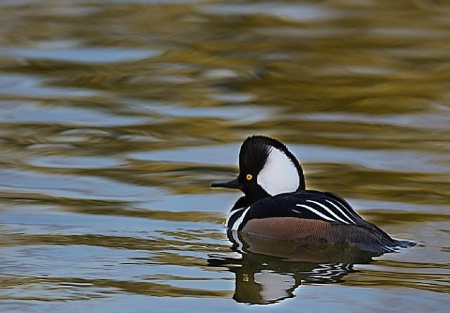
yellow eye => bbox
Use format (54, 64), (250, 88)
(246, 174), (253, 181)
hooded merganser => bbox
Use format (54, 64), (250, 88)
(211, 135), (406, 254)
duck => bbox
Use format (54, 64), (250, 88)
(211, 135), (406, 254)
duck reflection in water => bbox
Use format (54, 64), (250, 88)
(209, 230), (380, 305)
(210, 136), (414, 304)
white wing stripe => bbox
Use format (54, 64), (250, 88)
(296, 204), (335, 222)
(324, 199), (356, 224)
(306, 200), (350, 224)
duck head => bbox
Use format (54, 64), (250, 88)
(212, 135), (305, 203)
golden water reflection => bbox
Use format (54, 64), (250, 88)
(0, 0), (449, 311)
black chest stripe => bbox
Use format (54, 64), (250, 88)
(226, 207), (248, 230)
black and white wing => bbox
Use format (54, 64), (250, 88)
(243, 190), (374, 229)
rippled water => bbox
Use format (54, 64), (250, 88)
(1, 0), (449, 312)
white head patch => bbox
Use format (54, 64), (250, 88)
(257, 147), (300, 196)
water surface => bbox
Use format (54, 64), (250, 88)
(0, 0), (449, 312)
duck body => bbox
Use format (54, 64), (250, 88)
(227, 190), (401, 253)
(212, 135), (406, 254)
